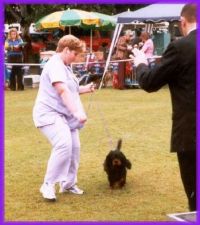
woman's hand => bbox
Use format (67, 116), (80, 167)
(138, 42), (144, 48)
(73, 111), (87, 123)
(79, 82), (96, 94)
(13, 45), (22, 51)
(87, 82), (96, 92)
(53, 82), (87, 125)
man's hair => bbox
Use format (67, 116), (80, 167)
(56, 34), (85, 53)
(181, 4), (197, 23)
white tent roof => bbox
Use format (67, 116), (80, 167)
(117, 4), (185, 23)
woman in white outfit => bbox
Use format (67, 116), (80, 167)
(33, 35), (95, 201)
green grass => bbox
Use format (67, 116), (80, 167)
(5, 87), (187, 221)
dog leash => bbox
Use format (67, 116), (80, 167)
(86, 89), (114, 149)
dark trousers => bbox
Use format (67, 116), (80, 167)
(118, 61), (126, 89)
(177, 151), (196, 211)
(8, 55), (24, 91)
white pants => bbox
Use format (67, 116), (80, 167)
(39, 115), (80, 188)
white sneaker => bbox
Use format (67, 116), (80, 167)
(40, 182), (56, 200)
(59, 184), (84, 195)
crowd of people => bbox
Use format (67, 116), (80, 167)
(4, 26), (111, 91)
(113, 28), (155, 89)
(4, 23), (155, 91)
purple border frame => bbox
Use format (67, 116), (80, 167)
(0, 0), (199, 224)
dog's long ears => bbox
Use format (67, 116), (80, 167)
(126, 159), (132, 169)
(116, 139), (122, 151)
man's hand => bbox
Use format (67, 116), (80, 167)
(129, 48), (148, 67)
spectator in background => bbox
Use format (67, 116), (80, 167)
(5, 28), (24, 91)
(113, 29), (134, 89)
(139, 32), (154, 58)
(23, 32), (33, 63)
(99, 42), (109, 60)
(132, 29), (142, 48)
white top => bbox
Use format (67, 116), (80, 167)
(33, 54), (85, 129)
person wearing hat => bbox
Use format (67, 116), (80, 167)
(113, 29), (134, 89)
(5, 28), (24, 91)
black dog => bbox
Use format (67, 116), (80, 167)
(103, 139), (132, 189)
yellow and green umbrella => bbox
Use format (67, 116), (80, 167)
(35, 9), (116, 30)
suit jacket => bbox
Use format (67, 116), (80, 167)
(136, 30), (196, 152)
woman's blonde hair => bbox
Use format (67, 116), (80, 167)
(7, 28), (21, 40)
(56, 34), (85, 53)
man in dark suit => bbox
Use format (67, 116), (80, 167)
(131, 4), (196, 211)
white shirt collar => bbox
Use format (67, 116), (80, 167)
(187, 27), (196, 35)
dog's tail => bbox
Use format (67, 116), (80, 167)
(116, 139), (122, 151)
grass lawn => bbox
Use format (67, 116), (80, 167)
(5, 87), (188, 221)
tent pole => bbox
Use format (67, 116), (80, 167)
(99, 23), (122, 89)
(114, 24), (123, 47)
(90, 29), (93, 53)
(145, 23), (153, 35)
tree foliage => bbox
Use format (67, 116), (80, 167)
(5, 4), (146, 28)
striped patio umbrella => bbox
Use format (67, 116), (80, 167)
(35, 9), (116, 30)
(91, 11), (116, 30)
(35, 9), (116, 52)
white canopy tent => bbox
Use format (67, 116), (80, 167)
(99, 3), (185, 89)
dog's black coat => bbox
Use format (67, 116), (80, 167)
(103, 139), (132, 188)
